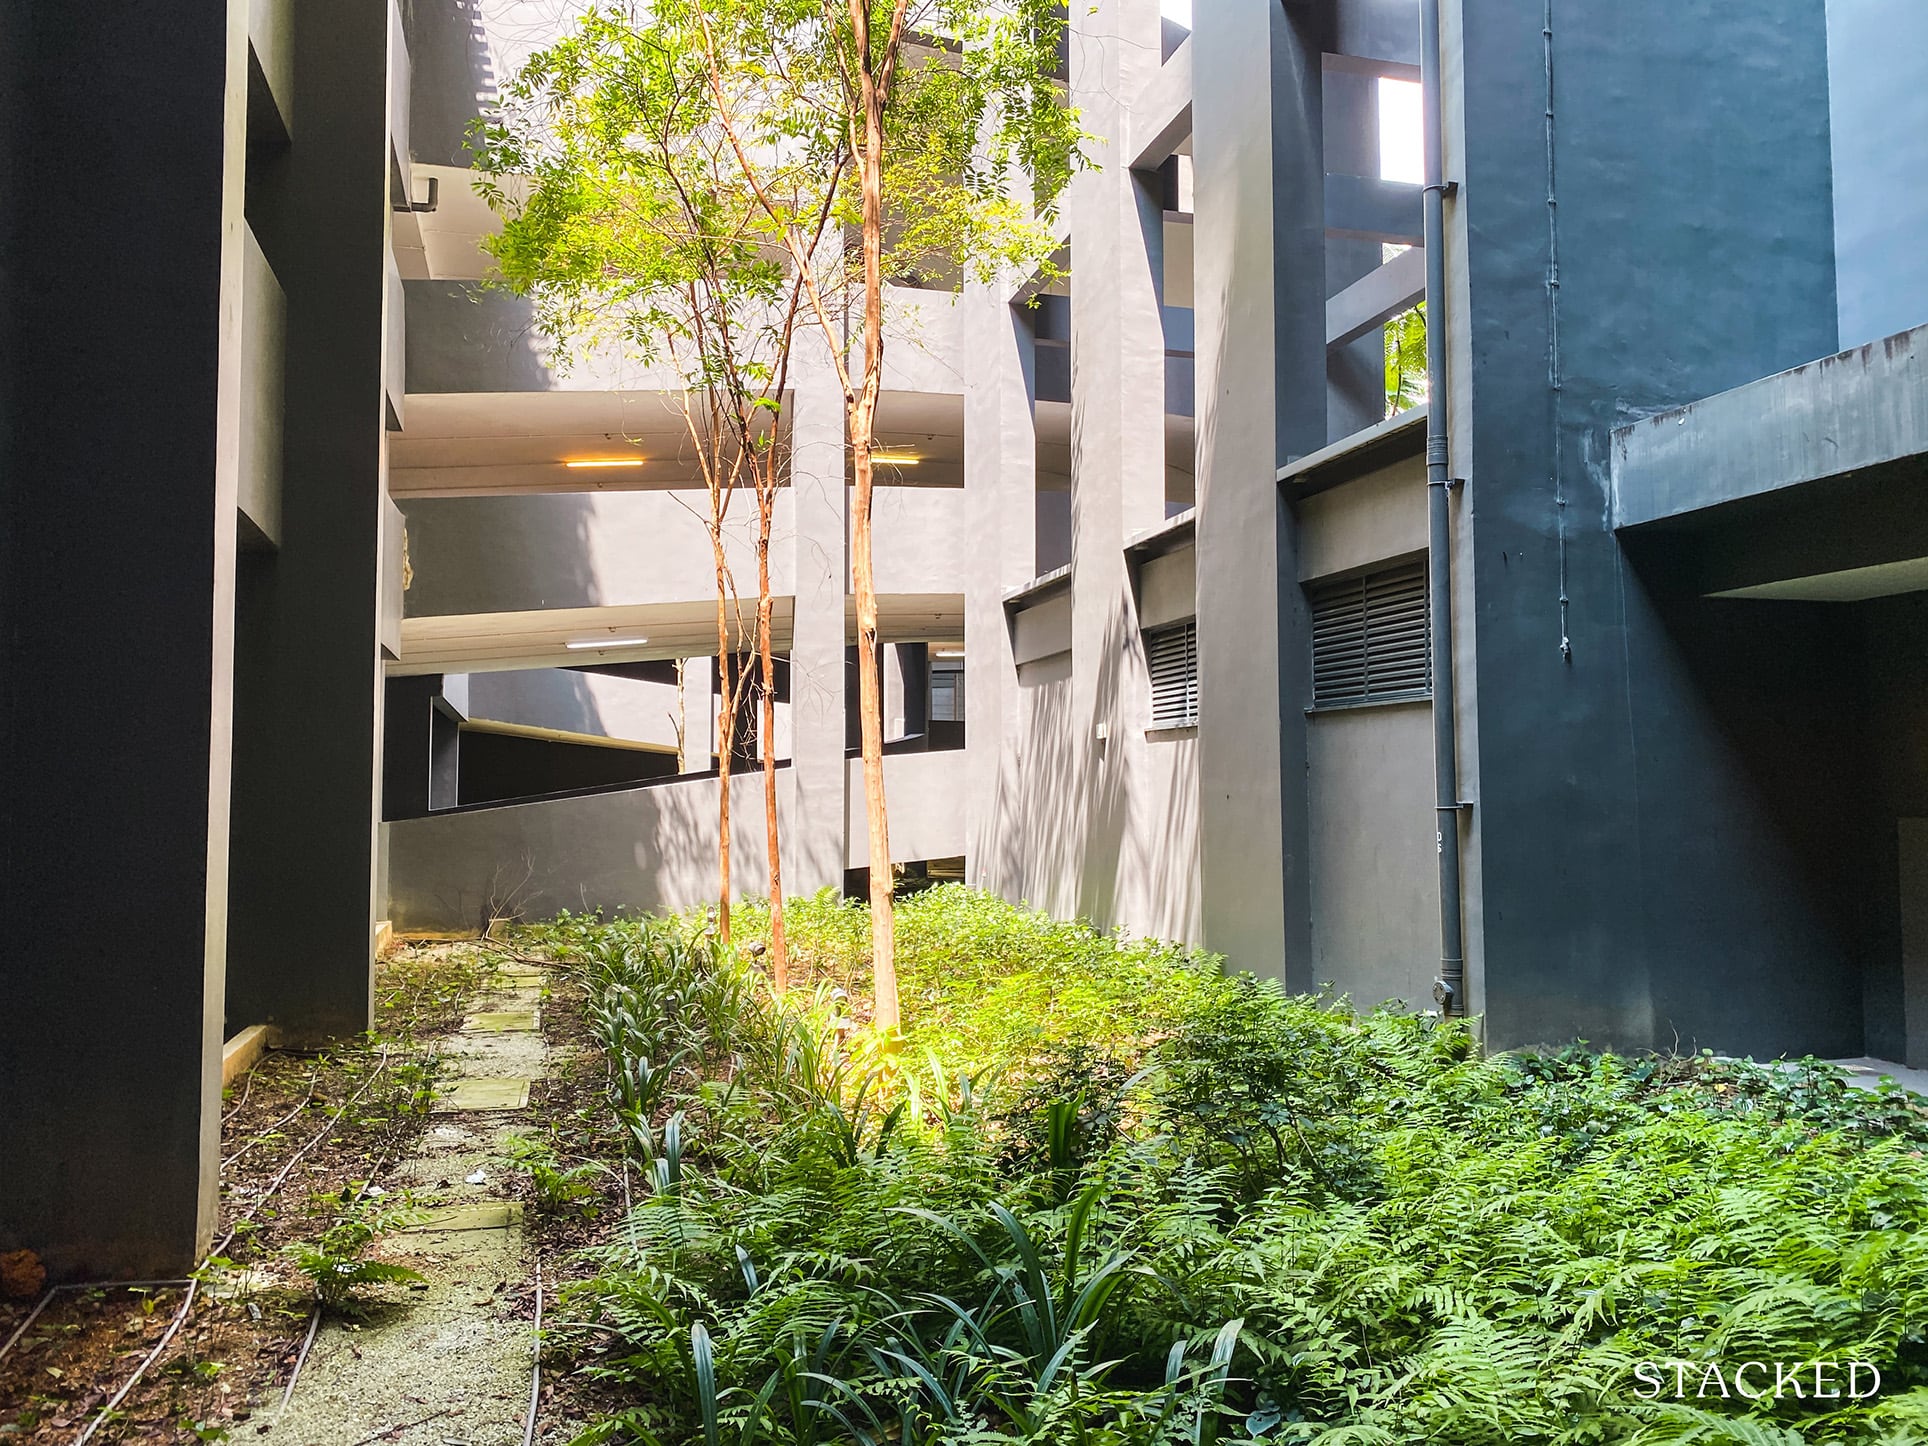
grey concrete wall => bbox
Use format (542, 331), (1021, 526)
(0, 0), (248, 1278)
(1297, 458), (1436, 1008)
(1306, 702), (1438, 1006)
(1827, 0), (1928, 349)
(387, 750), (964, 929)
(1456, 0), (1846, 1054)
(401, 491), (790, 616)
(400, 485), (963, 619)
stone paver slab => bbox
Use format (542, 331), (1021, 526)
(431, 1078), (531, 1113)
(460, 1010), (538, 1034)
(407, 1202), (523, 1233)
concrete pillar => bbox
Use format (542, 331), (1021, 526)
(784, 359), (848, 895)
(0, 0), (248, 1277)
(382, 677), (439, 819)
(898, 644), (931, 739)
(1067, 0), (1169, 925)
(963, 290), (1038, 894)
(226, 0), (393, 1043)
(682, 656), (716, 772)
(1192, 0), (1325, 981)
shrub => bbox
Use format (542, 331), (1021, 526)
(537, 892), (1928, 1446)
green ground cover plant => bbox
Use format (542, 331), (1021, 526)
(524, 889), (1928, 1445)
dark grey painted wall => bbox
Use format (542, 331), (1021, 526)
(0, 0), (237, 1276)
(226, 0), (392, 1045)
(1458, 0), (1844, 1053)
(1861, 591), (1928, 1063)
(1826, 0), (1928, 349)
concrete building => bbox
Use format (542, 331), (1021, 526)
(4, 0), (1927, 1276)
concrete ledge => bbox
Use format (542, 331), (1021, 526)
(1613, 322), (1928, 530)
(375, 919), (395, 958)
(222, 1025), (276, 1090)
(1279, 406), (1428, 498)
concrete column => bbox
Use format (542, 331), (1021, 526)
(784, 358), (848, 895)
(1192, 0), (1325, 981)
(898, 644), (931, 739)
(682, 656), (716, 772)
(382, 676), (439, 819)
(1067, 0), (1169, 925)
(963, 290), (1038, 894)
(0, 0), (248, 1277)
(226, 0), (393, 1042)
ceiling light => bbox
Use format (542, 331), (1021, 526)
(870, 451), (922, 466)
(564, 457), (646, 469)
(933, 648), (966, 658)
(567, 636), (650, 650)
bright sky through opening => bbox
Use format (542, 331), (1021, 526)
(1379, 78), (1425, 184)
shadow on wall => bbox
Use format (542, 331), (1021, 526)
(398, 489), (612, 743)
(387, 769), (783, 931)
(400, 0), (498, 169)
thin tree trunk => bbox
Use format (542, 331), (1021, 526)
(756, 496), (789, 990)
(712, 536), (734, 943)
(850, 2), (901, 1031)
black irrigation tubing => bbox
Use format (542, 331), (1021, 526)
(278, 1305), (323, 1414)
(521, 1261), (545, 1446)
(73, 1047), (398, 1446)
(222, 1064), (259, 1127)
(0, 1289), (55, 1365)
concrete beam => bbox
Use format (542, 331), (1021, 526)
(1325, 173), (1424, 245)
(1612, 322), (1928, 529)
(1128, 36), (1193, 169)
(1327, 243), (1425, 349)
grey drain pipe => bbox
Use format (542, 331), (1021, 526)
(1421, 0), (1466, 1017)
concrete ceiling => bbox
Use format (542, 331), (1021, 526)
(391, 389), (969, 496)
(394, 593), (964, 675)
(1711, 556), (1928, 602)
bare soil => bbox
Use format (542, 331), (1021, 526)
(0, 945), (493, 1443)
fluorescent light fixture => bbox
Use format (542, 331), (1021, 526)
(933, 648), (966, 658)
(564, 457), (645, 469)
(567, 636), (649, 650)
(870, 451), (922, 466)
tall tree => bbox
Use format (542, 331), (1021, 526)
(474, 8), (844, 977)
(691, 0), (1079, 1028)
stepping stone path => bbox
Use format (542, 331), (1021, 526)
(241, 958), (550, 1445)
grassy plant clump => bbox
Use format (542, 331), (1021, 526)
(526, 890), (1928, 1445)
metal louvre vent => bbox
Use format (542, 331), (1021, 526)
(1147, 620), (1200, 729)
(1309, 560), (1431, 708)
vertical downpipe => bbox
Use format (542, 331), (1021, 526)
(1421, 0), (1466, 1016)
